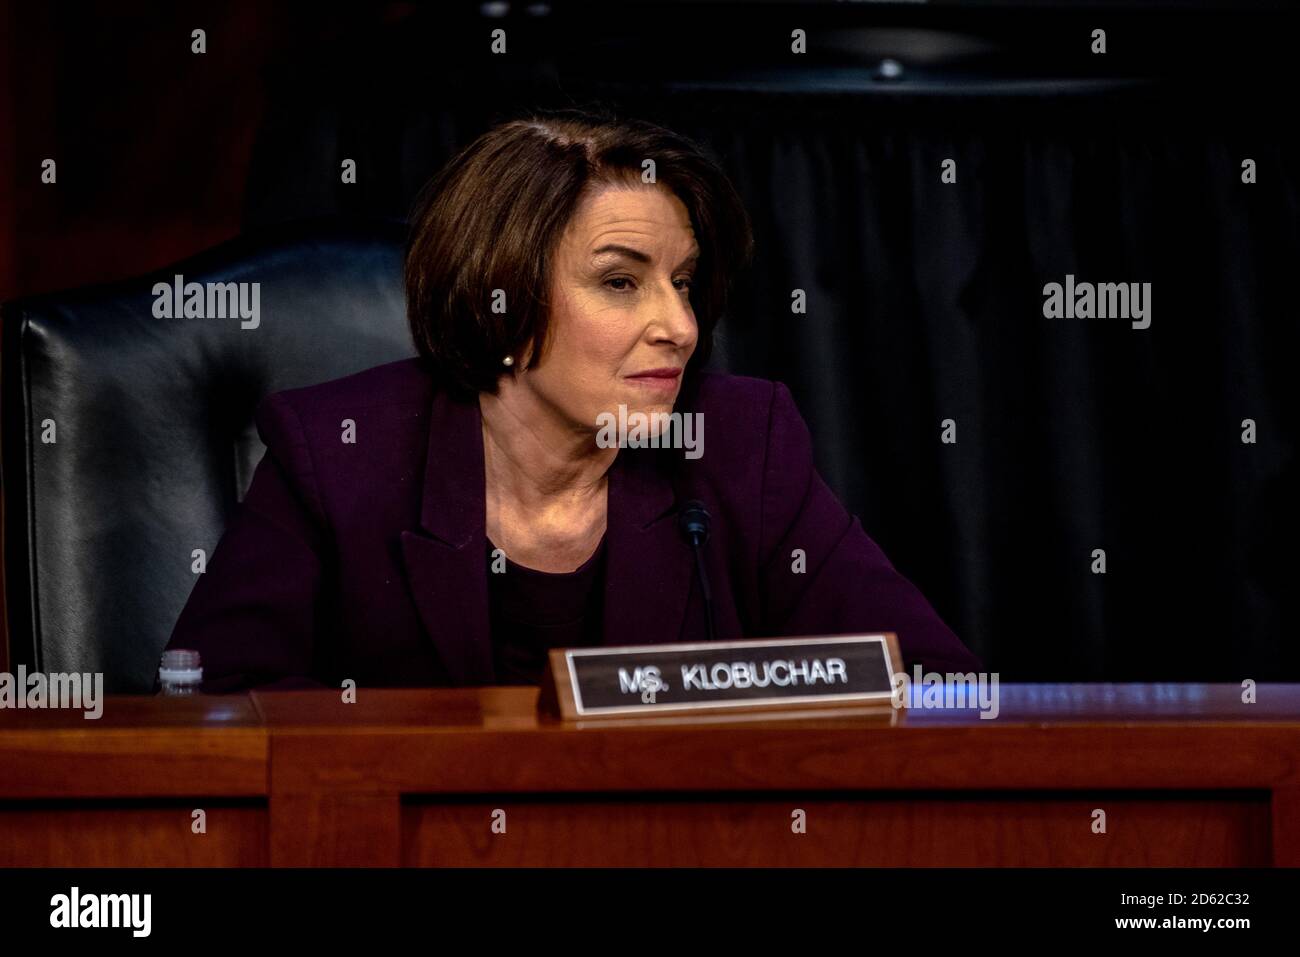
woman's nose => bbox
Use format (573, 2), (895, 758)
(649, 280), (697, 344)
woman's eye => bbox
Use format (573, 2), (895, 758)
(604, 276), (692, 293)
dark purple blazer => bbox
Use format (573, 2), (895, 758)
(165, 358), (980, 692)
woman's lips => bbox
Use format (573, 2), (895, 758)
(625, 369), (682, 393)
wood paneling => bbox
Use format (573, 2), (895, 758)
(400, 794), (1271, 867)
(1, 685), (1298, 866)
(0, 800), (267, 866)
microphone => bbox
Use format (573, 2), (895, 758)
(677, 500), (716, 643)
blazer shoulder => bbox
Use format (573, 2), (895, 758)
(250, 356), (436, 486)
(688, 370), (784, 418)
(686, 371), (802, 444)
(675, 372), (807, 486)
(265, 356), (432, 419)
(250, 358), (435, 521)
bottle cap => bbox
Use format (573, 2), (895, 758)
(159, 648), (203, 683)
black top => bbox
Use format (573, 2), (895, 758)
(486, 534), (608, 685)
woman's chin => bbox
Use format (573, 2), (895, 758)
(592, 394), (682, 449)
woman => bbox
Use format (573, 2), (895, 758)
(163, 109), (981, 692)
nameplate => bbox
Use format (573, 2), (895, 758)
(539, 633), (901, 719)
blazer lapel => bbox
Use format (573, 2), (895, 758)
(399, 382), (700, 685)
(399, 386), (496, 685)
(601, 444), (696, 649)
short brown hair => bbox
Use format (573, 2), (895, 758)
(404, 107), (754, 397)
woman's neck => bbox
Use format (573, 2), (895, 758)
(478, 379), (617, 513)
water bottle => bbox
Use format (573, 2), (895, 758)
(158, 649), (203, 695)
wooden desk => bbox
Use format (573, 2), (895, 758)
(2, 684), (1298, 866)
(0, 694), (267, 865)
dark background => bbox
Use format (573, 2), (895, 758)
(2, 0), (1297, 680)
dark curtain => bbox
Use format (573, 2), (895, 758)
(665, 87), (1299, 682)
(241, 15), (1299, 681)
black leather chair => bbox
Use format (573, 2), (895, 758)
(2, 219), (414, 692)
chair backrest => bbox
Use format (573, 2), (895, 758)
(2, 219), (415, 692)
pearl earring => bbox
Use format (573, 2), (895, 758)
(502, 355), (514, 368)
